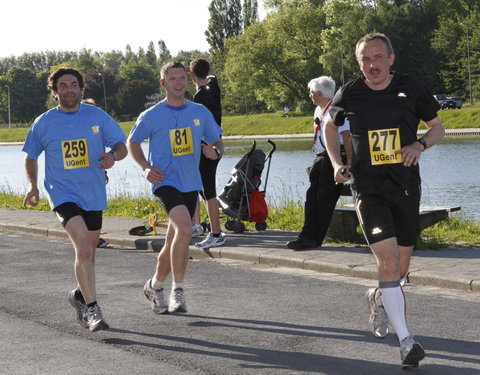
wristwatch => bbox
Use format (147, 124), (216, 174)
(416, 138), (427, 151)
(214, 148), (221, 158)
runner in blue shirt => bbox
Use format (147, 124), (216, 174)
(128, 61), (223, 315)
(22, 67), (127, 332)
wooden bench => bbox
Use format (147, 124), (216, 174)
(328, 185), (462, 242)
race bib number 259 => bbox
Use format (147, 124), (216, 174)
(368, 128), (403, 165)
(62, 139), (89, 169)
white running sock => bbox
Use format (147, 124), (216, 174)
(151, 277), (164, 290)
(172, 282), (184, 291)
(379, 282), (410, 342)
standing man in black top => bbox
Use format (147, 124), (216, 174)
(189, 58), (226, 248)
(325, 33), (445, 369)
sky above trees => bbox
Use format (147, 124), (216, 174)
(0, 0), (268, 58)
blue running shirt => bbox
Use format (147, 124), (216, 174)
(128, 100), (223, 193)
(22, 104), (126, 211)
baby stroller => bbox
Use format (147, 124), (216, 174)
(217, 139), (276, 233)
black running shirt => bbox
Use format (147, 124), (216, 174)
(329, 72), (440, 194)
(193, 75), (222, 127)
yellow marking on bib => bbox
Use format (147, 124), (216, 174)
(169, 127), (194, 156)
(368, 128), (403, 165)
(62, 138), (89, 169)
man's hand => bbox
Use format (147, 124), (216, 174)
(396, 142), (423, 167)
(23, 187), (40, 207)
(144, 166), (164, 184)
(334, 165), (350, 183)
(202, 144), (221, 160)
(98, 152), (115, 170)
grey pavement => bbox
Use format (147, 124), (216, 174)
(0, 207), (479, 293)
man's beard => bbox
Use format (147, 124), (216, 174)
(58, 93), (81, 109)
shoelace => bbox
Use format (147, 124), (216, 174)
(87, 306), (102, 321)
(172, 290), (185, 302)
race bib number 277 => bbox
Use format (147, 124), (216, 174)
(368, 128), (403, 165)
(62, 139), (89, 169)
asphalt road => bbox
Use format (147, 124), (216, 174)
(1, 230), (479, 375)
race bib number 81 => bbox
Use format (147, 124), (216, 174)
(62, 139), (89, 169)
(169, 127), (194, 156)
(368, 128), (403, 165)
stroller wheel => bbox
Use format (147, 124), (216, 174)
(255, 222), (267, 231)
(225, 220), (235, 231)
(232, 221), (245, 234)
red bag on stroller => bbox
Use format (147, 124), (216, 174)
(248, 189), (268, 222)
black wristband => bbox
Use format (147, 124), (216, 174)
(416, 138), (427, 151)
(214, 148), (221, 158)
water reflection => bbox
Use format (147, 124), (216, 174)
(1, 138), (479, 222)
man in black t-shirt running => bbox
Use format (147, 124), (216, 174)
(325, 33), (445, 369)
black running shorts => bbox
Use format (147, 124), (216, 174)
(153, 186), (198, 218)
(53, 202), (103, 231)
(199, 153), (220, 200)
(354, 187), (421, 247)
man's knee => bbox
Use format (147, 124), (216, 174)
(169, 208), (193, 239)
(75, 245), (95, 263)
(176, 223), (192, 239)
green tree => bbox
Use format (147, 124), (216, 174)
(320, 0), (446, 92)
(206, 0), (243, 54)
(0, 57), (18, 76)
(145, 41), (158, 68)
(243, 0), (259, 28)
(98, 50), (124, 73)
(119, 59), (158, 82)
(1, 67), (48, 124)
(0, 51), (79, 75)
(319, 0), (371, 86)
(158, 40), (172, 67)
(0, 76), (9, 124)
(125, 44), (136, 62)
(224, 4), (325, 112)
(173, 50), (210, 66)
(369, 0), (443, 91)
(83, 68), (117, 113)
(264, 0), (326, 11)
(115, 79), (158, 117)
(432, 3), (480, 102)
(72, 48), (99, 74)
(138, 47), (146, 61)
(116, 59), (159, 117)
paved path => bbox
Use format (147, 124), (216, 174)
(0, 208), (479, 292)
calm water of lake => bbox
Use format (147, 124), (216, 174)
(1, 138), (479, 222)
